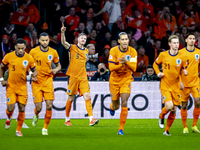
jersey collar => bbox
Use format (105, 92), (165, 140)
(185, 47), (195, 52)
(40, 46), (49, 52)
(15, 50), (25, 57)
(118, 45), (128, 53)
(76, 44), (85, 50)
(168, 50), (178, 56)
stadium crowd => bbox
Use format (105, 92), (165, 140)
(0, 0), (200, 80)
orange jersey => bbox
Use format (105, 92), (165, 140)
(153, 50), (185, 91)
(65, 44), (88, 78)
(108, 46), (137, 84)
(29, 46), (59, 84)
(179, 18), (195, 27)
(179, 47), (200, 87)
(2, 51), (35, 94)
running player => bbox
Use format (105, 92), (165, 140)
(108, 32), (137, 135)
(0, 38), (37, 136)
(61, 23), (99, 126)
(30, 32), (61, 135)
(179, 33), (200, 133)
(153, 35), (187, 136)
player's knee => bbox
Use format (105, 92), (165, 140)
(113, 103), (120, 110)
(195, 99), (200, 107)
(7, 105), (15, 112)
(181, 103), (188, 110)
(68, 95), (75, 101)
(46, 103), (52, 110)
(36, 107), (42, 112)
(84, 93), (91, 100)
(165, 104), (173, 111)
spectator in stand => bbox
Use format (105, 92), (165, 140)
(170, 0), (182, 20)
(190, 9), (200, 28)
(30, 30), (39, 48)
(112, 16), (126, 39)
(173, 31), (184, 49)
(85, 29), (97, 46)
(85, 8), (95, 33)
(194, 29), (200, 48)
(9, 0), (19, 11)
(178, 0), (199, 28)
(137, 46), (149, 73)
(73, 0), (81, 12)
(3, 21), (15, 37)
(94, 0), (121, 32)
(65, 7), (80, 32)
(111, 40), (118, 48)
(145, 39), (164, 65)
(0, 35), (11, 58)
(99, 45), (110, 68)
(130, 38), (138, 50)
(180, 26), (188, 41)
(23, 36), (31, 53)
(24, 23), (35, 39)
(98, 31), (112, 55)
(76, 5), (87, 23)
(19, 0), (40, 24)
(178, 10), (195, 31)
(194, 0), (200, 18)
(140, 65), (160, 81)
(85, 0), (100, 13)
(63, 0), (73, 15)
(91, 63), (109, 81)
(9, 32), (17, 50)
(95, 22), (109, 43)
(120, 0), (127, 14)
(86, 44), (99, 81)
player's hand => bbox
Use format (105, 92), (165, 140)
(119, 55), (127, 66)
(180, 81), (184, 90)
(157, 72), (164, 78)
(1, 80), (8, 87)
(51, 69), (57, 75)
(61, 23), (66, 33)
(183, 69), (188, 76)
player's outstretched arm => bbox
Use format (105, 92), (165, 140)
(0, 63), (8, 86)
(61, 23), (71, 49)
(51, 62), (61, 75)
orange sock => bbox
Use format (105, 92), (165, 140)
(159, 107), (169, 119)
(164, 112), (176, 132)
(119, 107), (128, 131)
(181, 108), (188, 128)
(43, 110), (52, 129)
(110, 102), (114, 110)
(6, 109), (13, 119)
(66, 99), (72, 117)
(85, 99), (93, 117)
(16, 111), (25, 132)
(193, 107), (200, 127)
(34, 108), (39, 116)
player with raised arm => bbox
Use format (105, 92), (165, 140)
(0, 38), (37, 136)
(108, 32), (137, 135)
(179, 33), (200, 133)
(30, 32), (61, 135)
(153, 35), (187, 136)
(61, 23), (99, 126)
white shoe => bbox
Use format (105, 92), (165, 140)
(159, 116), (164, 129)
(163, 131), (171, 136)
(5, 119), (11, 130)
(32, 114), (39, 127)
(42, 128), (48, 135)
(16, 131), (23, 137)
(22, 122), (29, 128)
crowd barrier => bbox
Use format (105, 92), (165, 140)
(0, 81), (194, 119)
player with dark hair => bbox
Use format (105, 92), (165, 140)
(30, 32), (61, 135)
(108, 32), (137, 135)
(0, 38), (37, 136)
(61, 23), (99, 126)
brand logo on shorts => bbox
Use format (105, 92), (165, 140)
(195, 54), (199, 60)
(126, 55), (131, 61)
(33, 96), (35, 101)
(68, 89), (71, 94)
(163, 95), (165, 100)
(86, 53), (88, 57)
(110, 94), (113, 98)
(7, 98), (10, 103)
(176, 59), (181, 65)
(48, 55), (53, 62)
(23, 60), (28, 67)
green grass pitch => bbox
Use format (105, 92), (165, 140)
(0, 119), (199, 150)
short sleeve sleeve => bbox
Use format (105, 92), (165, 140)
(2, 54), (9, 66)
(29, 55), (36, 69)
(53, 50), (60, 64)
(108, 48), (117, 63)
(155, 52), (163, 65)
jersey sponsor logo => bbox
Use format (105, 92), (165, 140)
(48, 55), (53, 62)
(195, 54), (199, 60)
(7, 98), (10, 103)
(126, 55), (131, 61)
(23, 60), (28, 68)
(109, 55), (113, 59)
(176, 59), (181, 65)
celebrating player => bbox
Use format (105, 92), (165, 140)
(30, 32), (61, 135)
(153, 35), (187, 136)
(180, 33), (200, 133)
(0, 38), (37, 136)
(108, 32), (137, 135)
(61, 23), (99, 126)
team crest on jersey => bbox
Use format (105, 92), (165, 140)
(126, 55), (131, 61)
(48, 55), (53, 62)
(68, 89), (71, 94)
(195, 54), (199, 60)
(7, 98), (10, 103)
(176, 59), (181, 65)
(23, 60), (28, 68)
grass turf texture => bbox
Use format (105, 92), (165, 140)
(0, 119), (199, 150)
